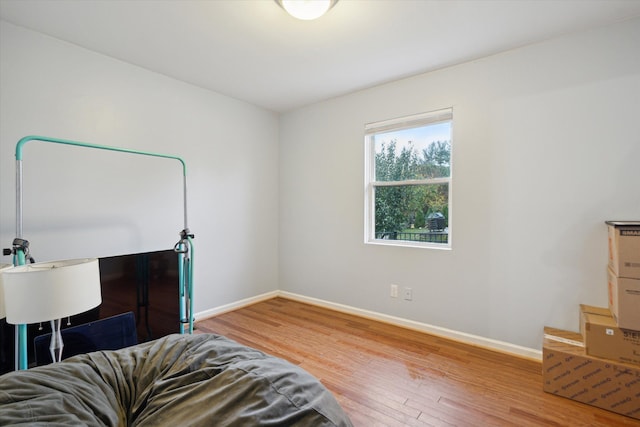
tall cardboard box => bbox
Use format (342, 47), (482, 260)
(608, 268), (640, 330)
(580, 305), (640, 366)
(606, 221), (640, 279)
(542, 327), (640, 420)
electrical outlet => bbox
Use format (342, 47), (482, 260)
(390, 284), (398, 298)
(403, 287), (413, 301)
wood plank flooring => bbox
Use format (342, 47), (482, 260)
(195, 297), (640, 427)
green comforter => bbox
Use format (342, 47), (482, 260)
(0, 333), (352, 426)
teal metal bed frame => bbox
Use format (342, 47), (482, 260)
(8, 135), (194, 370)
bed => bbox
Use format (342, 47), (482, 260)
(0, 333), (353, 426)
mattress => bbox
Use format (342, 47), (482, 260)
(0, 333), (353, 426)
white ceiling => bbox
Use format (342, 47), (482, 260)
(2, 0), (640, 113)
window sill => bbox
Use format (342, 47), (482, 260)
(365, 239), (452, 250)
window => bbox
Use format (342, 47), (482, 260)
(365, 108), (452, 248)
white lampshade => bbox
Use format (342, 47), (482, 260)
(1, 258), (102, 325)
(0, 263), (14, 319)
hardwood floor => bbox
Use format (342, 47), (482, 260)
(195, 297), (639, 427)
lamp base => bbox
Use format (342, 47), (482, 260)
(49, 319), (64, 363)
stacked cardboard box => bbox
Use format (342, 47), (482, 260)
(542, 221), (640, 420)
(607, 221), (640, 281)
(542, 327), (640, 420)
(606, 221), (640, 330)
(580, 304), (640, 366)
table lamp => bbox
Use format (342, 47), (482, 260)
(0, 263), (13, 320)
(0, 258), (102, 364)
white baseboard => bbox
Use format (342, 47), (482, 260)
(194, 290), (279, 321)
(195, 290), (542, 361)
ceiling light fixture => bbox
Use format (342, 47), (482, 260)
(276, 0), (338, 21)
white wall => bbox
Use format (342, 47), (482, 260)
(279, 18), (640, 350)
(3, 17), (639, 353)
(0, 21), (280, 313)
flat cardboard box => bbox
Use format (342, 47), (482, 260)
(608, 268), (640, 330)
(607, 221), (640, 280)
(580, 305), (640, 366)
(543, 327), (640, 420)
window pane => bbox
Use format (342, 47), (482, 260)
(374, 183), (449, 244)
(374, 122), (451, 181)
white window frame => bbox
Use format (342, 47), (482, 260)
(364, 108), (453, 249)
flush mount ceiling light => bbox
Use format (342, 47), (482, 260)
(276, 0), (338, 20)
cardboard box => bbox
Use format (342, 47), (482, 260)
(580, 305), (640, 366)
(607, 221), (640, 279)
(608, 268), (640, 330)
(543, 327), (640, 420)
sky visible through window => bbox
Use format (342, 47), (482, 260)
(374, 122), (451, 159)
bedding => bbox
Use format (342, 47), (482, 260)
(0, 333), (353, 426)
